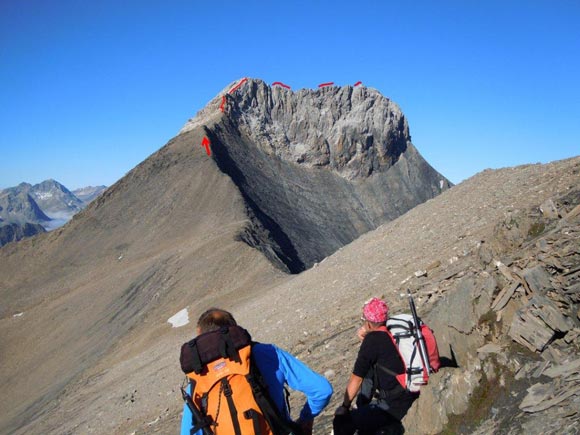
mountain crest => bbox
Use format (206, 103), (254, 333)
(180, 78), (450, 272)
(182, 78), (411, 180)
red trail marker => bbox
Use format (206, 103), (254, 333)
(318, 82), (334, 88)
(201, 136), (211, 156)
(272, 81), (291, 89)
(228, 77), (248, 94)
(354, 81), (363, 87)
(220, 78), (249, 114)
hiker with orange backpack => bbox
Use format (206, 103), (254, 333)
(180, 308), (333, 435)
(333, 298), (419, 435)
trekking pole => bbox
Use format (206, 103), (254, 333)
(181, 386), (215, 435)
(407, 289), (432, 377)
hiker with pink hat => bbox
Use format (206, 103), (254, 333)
(333, 297), (418, 435)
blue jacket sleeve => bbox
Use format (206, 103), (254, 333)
(180, 382), (202, 435)
(274, 346), (333, 421)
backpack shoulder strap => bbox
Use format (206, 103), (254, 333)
(247, 345), (303, 435)
(376, 328), (409, 391)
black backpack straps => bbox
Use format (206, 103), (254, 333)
(243, 409), (264, 435)
(184, 338), (204, 375)
(219, 326), (242, 363)
(181, 338), (204, 375)
(375, 362), (400, 378)
(221, 378), (242, 435)
(247, 349), (303, 435)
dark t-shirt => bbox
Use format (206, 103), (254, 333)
(353, 330), (418, 421)
(353, 330), (404, 393)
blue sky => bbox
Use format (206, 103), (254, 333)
(1, 0), (578, 190)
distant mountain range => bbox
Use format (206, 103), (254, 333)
(0, 180), (106, 246)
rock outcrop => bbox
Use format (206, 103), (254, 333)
(399, 186), (580, 434)
(0, 222), (46, 246)
(183, 79), (451, 272)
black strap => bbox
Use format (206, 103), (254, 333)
(377, 381), (407, 401)
(187, 340), (204, 375)
(284, 387), (292, 417)
(247, 351), (302, 435)
(244, 409), (263, 435)
(219, 327), (241, 364)
(221, 378), (242, 435)
(376, 362), (400, 379)
(181, 379), (214, 435)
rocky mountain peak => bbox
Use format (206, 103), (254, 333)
(180, 78), (450, 272)
(183, 78), (411, 180)
(29, 179), (84, 215)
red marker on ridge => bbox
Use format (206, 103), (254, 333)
(201, 136), (211, 156)
(228, 77), (248, 94)
(272, 81), (291, 89)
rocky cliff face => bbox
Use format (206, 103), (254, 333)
(183, 79), (451, 272)
(0, 222), (46, 246)
(184, 81), (411, 179)
(0, 185), (50, 225)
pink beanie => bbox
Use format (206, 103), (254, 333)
(363, 297), (389, 323)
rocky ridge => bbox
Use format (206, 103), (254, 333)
(183, 80), (413, 179)
(72, 185), (107, 203)
(184, 78), (450, 271)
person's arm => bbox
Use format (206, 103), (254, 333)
(180, 400), (192, 435)
(335, 333), (374, 416)
(274, 346), (333, 422)
(342, 373), (363, 408)
(180, 382), (203, 435)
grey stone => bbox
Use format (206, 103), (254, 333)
(523, 265), (553, 295)
(539, 199), (560, 219)
(445, 277), (477, 334)
(477, 343), (503, 356)
(509, 307), (555, 352)
(464, 273), (498, 320)
(529, 295), (574, 333)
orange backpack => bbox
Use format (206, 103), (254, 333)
(180, 326), (301, 435)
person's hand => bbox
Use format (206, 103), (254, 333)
(334, 405), (350, 416)
(296, 418), (313, 435)
(357, 325), (367, 341)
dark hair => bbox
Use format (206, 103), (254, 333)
(197, 308), (237, 333)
